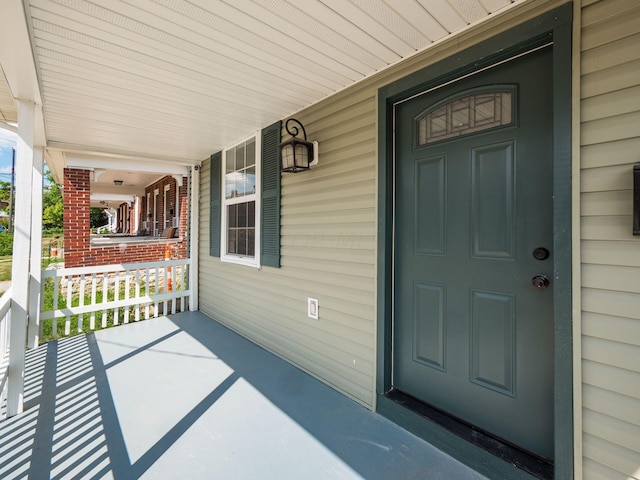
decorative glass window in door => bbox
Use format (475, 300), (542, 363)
(417, 87), (515, 145)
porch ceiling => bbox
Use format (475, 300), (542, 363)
(4, 0), (521, 179)
(0, 75), (17, 125)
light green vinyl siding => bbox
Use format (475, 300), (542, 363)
(580, 1), (640, 478)
(196, 0), (640, 462)
(198, 91), (378, 406)
(197, 0), (569, 410)
(197, 0), (574, 411)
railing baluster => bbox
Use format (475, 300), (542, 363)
(171, 266), (177, 314)
(52, 276), (59, 339)
(78, 274), (85, 332)
(113, 271), (120, 325)
(102, 272), (108, 328)
(90, 273), (97, 330)
(163, 264), (168, 316)
(153, 267), (159, 318)
(143, 265), (150, 319)
(65, 274), (72, 335)
(180, 264), (186, 312)
(145, 268), (150, 319)
(135, 268), (141, 322)
(124, 270), (131, 324)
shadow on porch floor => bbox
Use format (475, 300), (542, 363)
(0, 312), (486, 479)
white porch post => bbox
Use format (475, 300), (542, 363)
(133, 196), (140, 234)
(188, 165), (200, 311)
(7, 100), (36, 416)
(27, 147), (44, 348)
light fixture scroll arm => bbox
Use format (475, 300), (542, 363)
(285, 118), (307, 140)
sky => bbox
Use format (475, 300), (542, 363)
(0, 128), (16, 184)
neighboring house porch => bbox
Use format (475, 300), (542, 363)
(63, 167), (190, 268)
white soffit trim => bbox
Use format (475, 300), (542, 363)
(91, 193), (135, 203)
(91, 184), (144, 196)
(65, 154), (189, 176)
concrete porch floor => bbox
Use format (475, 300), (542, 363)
(0, 312), (486, 479)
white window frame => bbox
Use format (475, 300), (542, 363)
(220, 131), (261, 268)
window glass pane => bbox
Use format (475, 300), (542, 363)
(246, 139), (255, 167)
(247, 228), (255, 256)
(228, 204), (237, 228)
(238, 203), (247, 227)
(247, 166), (256, 194)
(225, 173), (237, 199)
(227, 229), (237, 254)
(248, 201), (255, 228)
(238, 229), (247, 255)
(234, 144), (243, 171)
(242, 171), (254, 196)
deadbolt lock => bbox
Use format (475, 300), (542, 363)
(531, 274), (550, 289)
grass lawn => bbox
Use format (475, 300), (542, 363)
(0, 256), (12, 281)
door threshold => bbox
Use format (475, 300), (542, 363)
(384, 389), (553, 480)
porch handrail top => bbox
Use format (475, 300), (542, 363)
(0, 288), (12, 319)
(42, 258), (191, 278)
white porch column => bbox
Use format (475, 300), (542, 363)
(133, 196), (140, 234)
(8, 100), (36, 416)
(27, 147), (44, 348)
(188, 165), (200, 311)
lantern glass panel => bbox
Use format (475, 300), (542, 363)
(281, 144), (295, 170)
(294, 143), (309, 168)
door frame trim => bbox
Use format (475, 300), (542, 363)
(376, 4), (573, 479)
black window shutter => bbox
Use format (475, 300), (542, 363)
(261, 121), (282, 267)
(209, 151), (222, 257)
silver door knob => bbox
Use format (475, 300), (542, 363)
(531, 274), (550, 289)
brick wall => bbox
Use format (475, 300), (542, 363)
(63, 168), (91, 267)
(143, 176), (187, 237)
(63, 168), (188, 268)
(74, 241), (185, 267)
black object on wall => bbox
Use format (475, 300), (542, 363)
(634, 164), (640, 235)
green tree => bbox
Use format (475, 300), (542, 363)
(42, 169), (63, 229)
(0, 180), (11, 203)
(0, 180), (11, 228)
(43, 201), (63, 229)
(90, 208), (108, 228)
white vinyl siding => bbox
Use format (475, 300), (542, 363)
(580, 1), (640, 478)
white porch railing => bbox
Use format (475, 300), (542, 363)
(40, 259), (191, 341)
(0, 288), (12, 420)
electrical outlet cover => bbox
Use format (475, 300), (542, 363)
(308, 297), (319, 320)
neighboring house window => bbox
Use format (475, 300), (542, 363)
(209, 121), (282, 268)
(221, 136), (260, 266)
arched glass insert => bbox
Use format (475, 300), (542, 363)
(417, 86), (516, 145)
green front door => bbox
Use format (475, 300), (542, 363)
(393, 47), (554, 460)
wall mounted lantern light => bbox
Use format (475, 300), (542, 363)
(279, 118), (318, 173)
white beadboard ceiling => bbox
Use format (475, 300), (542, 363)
(5, 0), (520, 180)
